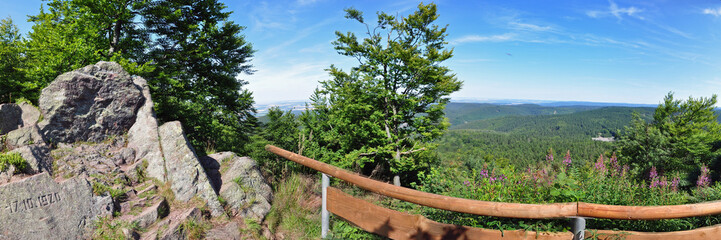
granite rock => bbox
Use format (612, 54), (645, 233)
(38, 61), (143, 144)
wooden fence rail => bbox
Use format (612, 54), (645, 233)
(265, 145), (721, 239)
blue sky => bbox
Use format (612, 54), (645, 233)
(2, 0), (720, 106)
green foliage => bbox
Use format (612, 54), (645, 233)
(16, 0), (255, 154)
(0, 17), (25, 103)
(92, 217), (140, 240)
(265, 173), (321, 239)
(413, 154), (721, 232)
(328, 216), (384, 240)
(617, 93), (721, 177)
(179, 218), (211, 240)
(0, 152), (28, 173)
(91, 181), (126, 201)
(141, 0), (257, 154)
(301, 3), (461, 181)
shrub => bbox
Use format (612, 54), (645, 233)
(0, 152), (27, 173)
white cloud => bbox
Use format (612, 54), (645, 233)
(246, 61), (330, 104)
(509, 22), (553, 32)
(586, 1), (644, 20)
(451, 33), (515, 44)
(703, 7), (721, 17)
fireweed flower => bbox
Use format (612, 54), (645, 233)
(546, 149), (554, 162)
(479, 169), (489, 178)
(649, 166), (658, 179)
(594, 154), (606, 174)
(609, 152), (620, 176)
(697, 165), (711, 187)
(671, 177), (680, 191)
(563, 150), (572, 167)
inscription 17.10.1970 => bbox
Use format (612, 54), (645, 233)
(5, 192), (61, 214)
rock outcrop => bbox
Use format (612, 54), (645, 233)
(207, 152), (273, 221)
(0, 173), (112, 239)
(159, 121), (224, 217)
(127, 76), (166, 182)
(0, 62), (274, 238)
(38, 61), (143, 144)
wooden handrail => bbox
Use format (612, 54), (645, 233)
(579, 201), (721, 220)
(266, 145), (721, 220)
(266, 145), (575, 219)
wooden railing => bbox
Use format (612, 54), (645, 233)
(265, 145), (721, 239)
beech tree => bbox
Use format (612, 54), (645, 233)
(303, 3), (461, 185)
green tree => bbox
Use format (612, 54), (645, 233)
(617, 93), (721, 177)
(0, 17), (24, 103)
(21, 0), (255, 153)
(141, 0), (256, 153)
(303, 3), (461, 185)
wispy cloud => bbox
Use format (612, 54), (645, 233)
(586, 1), (644, 20)
(705, 79), (721, 87)
(703, 7), (721, 17)
(509, 22), (553, 32)
(451, 33), (515, 44)
(297, 0), (320, 5)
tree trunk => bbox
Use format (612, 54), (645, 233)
(109, 20), (122, 54)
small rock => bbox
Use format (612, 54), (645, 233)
(206, 222), (240, 240)
(18, 102), (40, 127)
(122, 228), (141, 240)
(5, 125), (45, 150)
(143, 208), (202, 240)
(0, 165), (15, 184)
(110, 147), (136, 166)
(10, 144), (52, 174)
(122, 197), (169, 229)
(0, 103), (22, 135)
(218, 153), (273, 222)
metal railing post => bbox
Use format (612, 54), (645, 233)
(570, 217), (586, 240)
(321, 173), (330, 238)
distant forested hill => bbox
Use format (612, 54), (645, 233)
(450, 106), (655, 137)
(444, 103), (599, 126)
(438, 103), (657, 168)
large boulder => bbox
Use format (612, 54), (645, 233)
(216, 153), (273, 221)
(158, 121), (223, 217)
(126, 76), (166, 182)
(0, 104), (22, 135)
(0, 173), (113, 239)
(37, 61), (143, 144)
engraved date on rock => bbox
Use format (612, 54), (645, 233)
(5, 192), (61, 214)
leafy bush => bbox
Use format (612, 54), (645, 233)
(0, 152), (27, 173)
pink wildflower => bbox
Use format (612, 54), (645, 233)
(563, 150), (572, 167)
(594, 154), (606, 173)
(697, 165), (711, 187)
